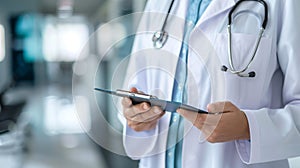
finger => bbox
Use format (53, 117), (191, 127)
(122, 97), (132, 108)
(201, 125), (217, 138)
(127, 116), (155, 127)
(193, 114), (207, 129)
(124, 102), (156, 119)
(139, 108), (165, 122)
(132, 102), (151, 114)
(141, 106), (164, 120)
(123, 102), (150, 118)
(122, 98), (135, 118)
(207, 101), (236, 113)
(129, 111), (164, 126)
(124, 107), (137, 119)
(142, 110), (165, 122)
(131, 106), (163, 122)
(130, 87), (145, 94)
(177, 108), (201, 123)
(130, 87), (138, 93)
(131, 122), (155, 132)
(128, 119), (158, 132)
(177, 108), (222, 128)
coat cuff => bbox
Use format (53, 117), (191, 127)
(235, 110), (260, 164)
(123, 121), (159, 159)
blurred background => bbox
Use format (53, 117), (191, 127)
(0, 0), (145, 167)
(0, 0), (299, 168)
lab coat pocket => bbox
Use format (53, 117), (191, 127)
(215, 33), (273, 108)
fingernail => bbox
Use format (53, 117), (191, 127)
(207, 104), (210, 110)
(143, 104), (149, 110)
(207, 104), (213, 112)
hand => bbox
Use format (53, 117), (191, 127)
(122, 87), (165, 132)
(177, 101), (250, 143)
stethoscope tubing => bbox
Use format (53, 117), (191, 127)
(161, 0), (176, 32)
(225, 0), (268, 77)
(152, 0), (268, 78)
(228, 0), (268, 29)
(152, 0), (175, 49)
(227, 27), (265, 75)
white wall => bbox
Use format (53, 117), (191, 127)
(0, 0), (38, 92)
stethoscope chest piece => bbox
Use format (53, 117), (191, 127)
(152, 31), (168, 49)
(151, 0), (175, 49)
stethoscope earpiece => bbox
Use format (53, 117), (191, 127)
(221, 65), (228, 72)
(248, 71), (256, 78)
(221, 65), (256, 78)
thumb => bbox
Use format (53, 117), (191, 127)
(130, 87), (138, 93)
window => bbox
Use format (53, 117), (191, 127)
(43, 18), (89, 62)
(0, 25), (5, 62)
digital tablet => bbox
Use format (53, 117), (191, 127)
(94, 88), (209, 114)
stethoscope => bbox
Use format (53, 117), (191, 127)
(221, 0), (268, 78)
(152, 0), (268, 78)
(152, 0), (175, 49)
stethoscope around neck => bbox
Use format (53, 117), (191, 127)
(152, 0), (268, 78)
(221, 0), (268, 78)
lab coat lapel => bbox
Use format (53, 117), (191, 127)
(187, 0), (238, 103)
(196, 0), (236, 28)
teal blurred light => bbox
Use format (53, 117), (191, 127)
(15, 13), (44, 62)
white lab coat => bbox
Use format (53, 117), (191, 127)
(120, 0), (300, 167)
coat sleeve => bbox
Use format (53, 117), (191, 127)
(235, 0), (300, 164)
(119, 37), (161, 161)
(119, 0), (170, 159)
(118, 49), (160, 159)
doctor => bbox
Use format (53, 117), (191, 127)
(120, 0), (300, 167)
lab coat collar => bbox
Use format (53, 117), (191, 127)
(197, 0), (237, 27)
